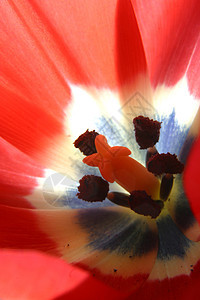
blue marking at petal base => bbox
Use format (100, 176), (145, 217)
(179, 135), (195, 164)
(77, 208), (157, 256)
(157, 110), (189, 156)
(43, 167), (116, 209)
(173, 175), (196, 230)
(96, 116), (146, 164)
(174, 198), (195, 230)
(156, 214), (193, 260)
(58, 189), (115, 209)
(96, 110), (190, 165)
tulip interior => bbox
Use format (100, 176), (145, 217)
(67, 112), (200, 294)
(76, 116), (183, 219)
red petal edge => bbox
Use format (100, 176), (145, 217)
(132, 0), (200, 94)
(0, 250), (124, 300)
(128, 260), (200, 300)
(184, 135), (200, 224)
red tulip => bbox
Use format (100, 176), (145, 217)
(0, 0), (200, 299)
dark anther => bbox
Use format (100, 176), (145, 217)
(74, 129), (99, 156)
(133, 116), (161, 149)
(107, 192), (130, 208)
(77, 175), (109, 202)
(147, 153), (184, 175)
(129, 190), (162, 218)
(160, 174), (174, 201)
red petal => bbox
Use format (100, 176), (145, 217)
(0, 137), (75, 210)
(27, 0), (147, 91)
(0, 1), (71, 114)
(115, 0), (148, 94)
(0, 204), (59, 253)
(184, 135), (200, 224)
(186, 37), (200, 98)
(0, 138), (44, 208)
(129, 260), (200, 300)
(0, 0), (150, 170)
(132, 0), (200, 94)
(0, 85), (72, 172)
(167, 174), (200, 242)
(0, 204), (158, 294)
(0, 1), (75, 172)
(0, 250), (122, 300)
(128, 212), (200, 300)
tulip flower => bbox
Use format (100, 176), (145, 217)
(0, 0), (200, 299)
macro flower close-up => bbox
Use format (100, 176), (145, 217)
(0, 0), (200, 299)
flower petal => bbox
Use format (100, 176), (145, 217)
(0, 137), (74, 209)
(0, 249), (122, 300)
(0, 204), (59, 255)
(0, 0), (151, 172)
(27, 0), (148, 93)
(132, 0), (200, 94)
(186, 36), (200, 98)
(0, 0), (71, 113)
(184, 135), (200, 225)
(0, 83), (73, 173)
(0, 137), (45, 208)
(129, 260), (200, 300)
(167, 175), (200, 242)
(0, 0), (149, 92)
(128, 211), (200, 300)
(36, 206), (158, 293)
(0, 204), (158, 294)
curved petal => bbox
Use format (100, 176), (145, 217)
(0, 137), (77, 209)
(36, 206), (158, 293)
(184, 135), (200, 224)
(0, 204), (59, 256)
(129, 259), (200, 300)
(0, 1), (72, 172)
(0, 82), (73, 173)
(0, 250), (122, 300)
(132, 0), (200, 95)
(128, 211), (200, 299)
(0, 0), (152, 172)
(0, 137), (44, 208)
(131, 1), (199, 154)
(167, 175), (200, 242)
(0, 0), (149, 92)
(0, 204), (158, 294)
(186, 36), (200, 98)
(28, 0), (148, 94)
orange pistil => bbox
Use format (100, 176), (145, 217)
(83, 135), (160, 200)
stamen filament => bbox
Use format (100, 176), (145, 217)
(160, 173), (174, 201)
(107, 192), (130, 207)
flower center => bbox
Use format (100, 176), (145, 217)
(74, 116), (184, 219)
(83, 134), (160, 199)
